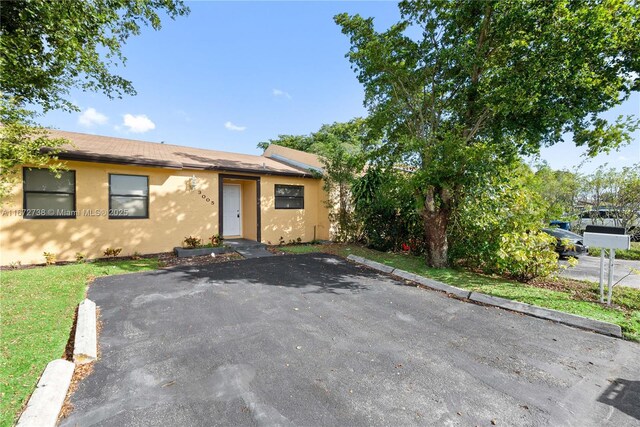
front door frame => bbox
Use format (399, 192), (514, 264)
(222, 183), (242, 237)
(218, 174), (261, 242)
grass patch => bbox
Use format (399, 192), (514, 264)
(588, 242), (640, 260)
(280, 243), (640, 341)
(275, 244), (323, 255)
(0, 258), (158, 427)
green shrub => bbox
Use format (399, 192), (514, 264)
(103, 247), (122, 258)
(209, 234), (223, 247)
(352, 168), (424, 253)
(448, 162), (556, 280)
(75, 252), (86, 263)
(183, 236), (202, 249)
(43, 252), (56, 265)
(588, 243), (640, 261)
(496, 231), (559, 281)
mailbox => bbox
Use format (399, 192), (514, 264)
(583, 233), (631, 250)
(582, 225), (631, 305)
(583, 225), (630, 250)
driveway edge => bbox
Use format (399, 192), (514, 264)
(73, 299), (97, 364)
(392, 269), (472, 299)
(17, 298), (98, 426)
(346, 254), (395, 274)
(468, 293), (622, 337)
(16, 359), (74, 427)
(346, 255), (622, 338)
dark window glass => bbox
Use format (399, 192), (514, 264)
(602, 210), (620, 219)
(275, 184), (304, 209)
(23, 168), (76, 218)
(109, 174), (149, 218)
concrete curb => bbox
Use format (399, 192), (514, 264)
(73, 298), (97, 364)
(393, 269), (472, 299)
(346, 255), (622, 339)
(469, 292), (622, 338)
(346, 254), (395, 274)
(16, 359), (74, 427)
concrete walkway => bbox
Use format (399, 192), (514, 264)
(560, 256), (640, 289)
(224, 238), (274, 259)
(234, 247), (274, 258)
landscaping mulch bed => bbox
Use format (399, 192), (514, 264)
(1, 251), (243, 271)
(267, 246), (289, 255)
(157, 251), (243, 268)
(59, 308), (102, 422)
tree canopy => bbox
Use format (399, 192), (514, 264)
(335, 0), (640, 266)
(0, 0), (189, 112)
(258, 118), (368, 157)
(0, 0), (189, 199)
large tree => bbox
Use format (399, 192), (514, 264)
(0, 0), (189, 198)
(335, 0), (640, 267)
(532, 162), (582, 221)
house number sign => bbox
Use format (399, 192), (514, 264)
(198, 190), (215, 205)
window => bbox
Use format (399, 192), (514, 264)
(109, 174), (149, 219)
(23, 168), (76, 218)
(602, 210), (621, 219)
(275, 184), (304, 209)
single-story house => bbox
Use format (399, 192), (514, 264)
(0, 130), (331, 266)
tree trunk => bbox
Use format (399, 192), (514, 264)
(423, 208), (449, 267)
(422, 186), (452, 268)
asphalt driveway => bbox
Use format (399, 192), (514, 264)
(62, 254), (640, 426)
(560, 256), (640, 289)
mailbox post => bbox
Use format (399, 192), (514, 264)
(582, 225), (631, 305)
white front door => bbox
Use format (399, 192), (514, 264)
(223, 184), (242, 237)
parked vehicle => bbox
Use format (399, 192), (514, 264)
(542, 228), (588, 257)
(549, 220), (570, 230)
(572, 208), (640, 241)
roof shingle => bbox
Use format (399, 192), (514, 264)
(45, 130), (312, 177)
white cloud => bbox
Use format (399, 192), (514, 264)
(224, 121), (246, 132)
(272, 88), (292, 99)
(78, 108), (108, 127)
(122, 114), (156, 133)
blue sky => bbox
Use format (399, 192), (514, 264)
(41, 1), (639, 173)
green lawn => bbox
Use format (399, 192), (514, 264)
(280, 244), (640, 342)
(0, 259), (159, 427)
(588, 241), (640, 260)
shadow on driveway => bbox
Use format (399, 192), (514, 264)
(162, 253), (376, 295)
(597, 378), (640, 421)
(61, 253), (640, 427)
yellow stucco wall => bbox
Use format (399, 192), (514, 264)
(0, 161), (329, 265)
(260, 175), (330, 245)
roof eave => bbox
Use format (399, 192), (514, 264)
(266, 153), (324, 175)
(53, 151), (316, 178)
